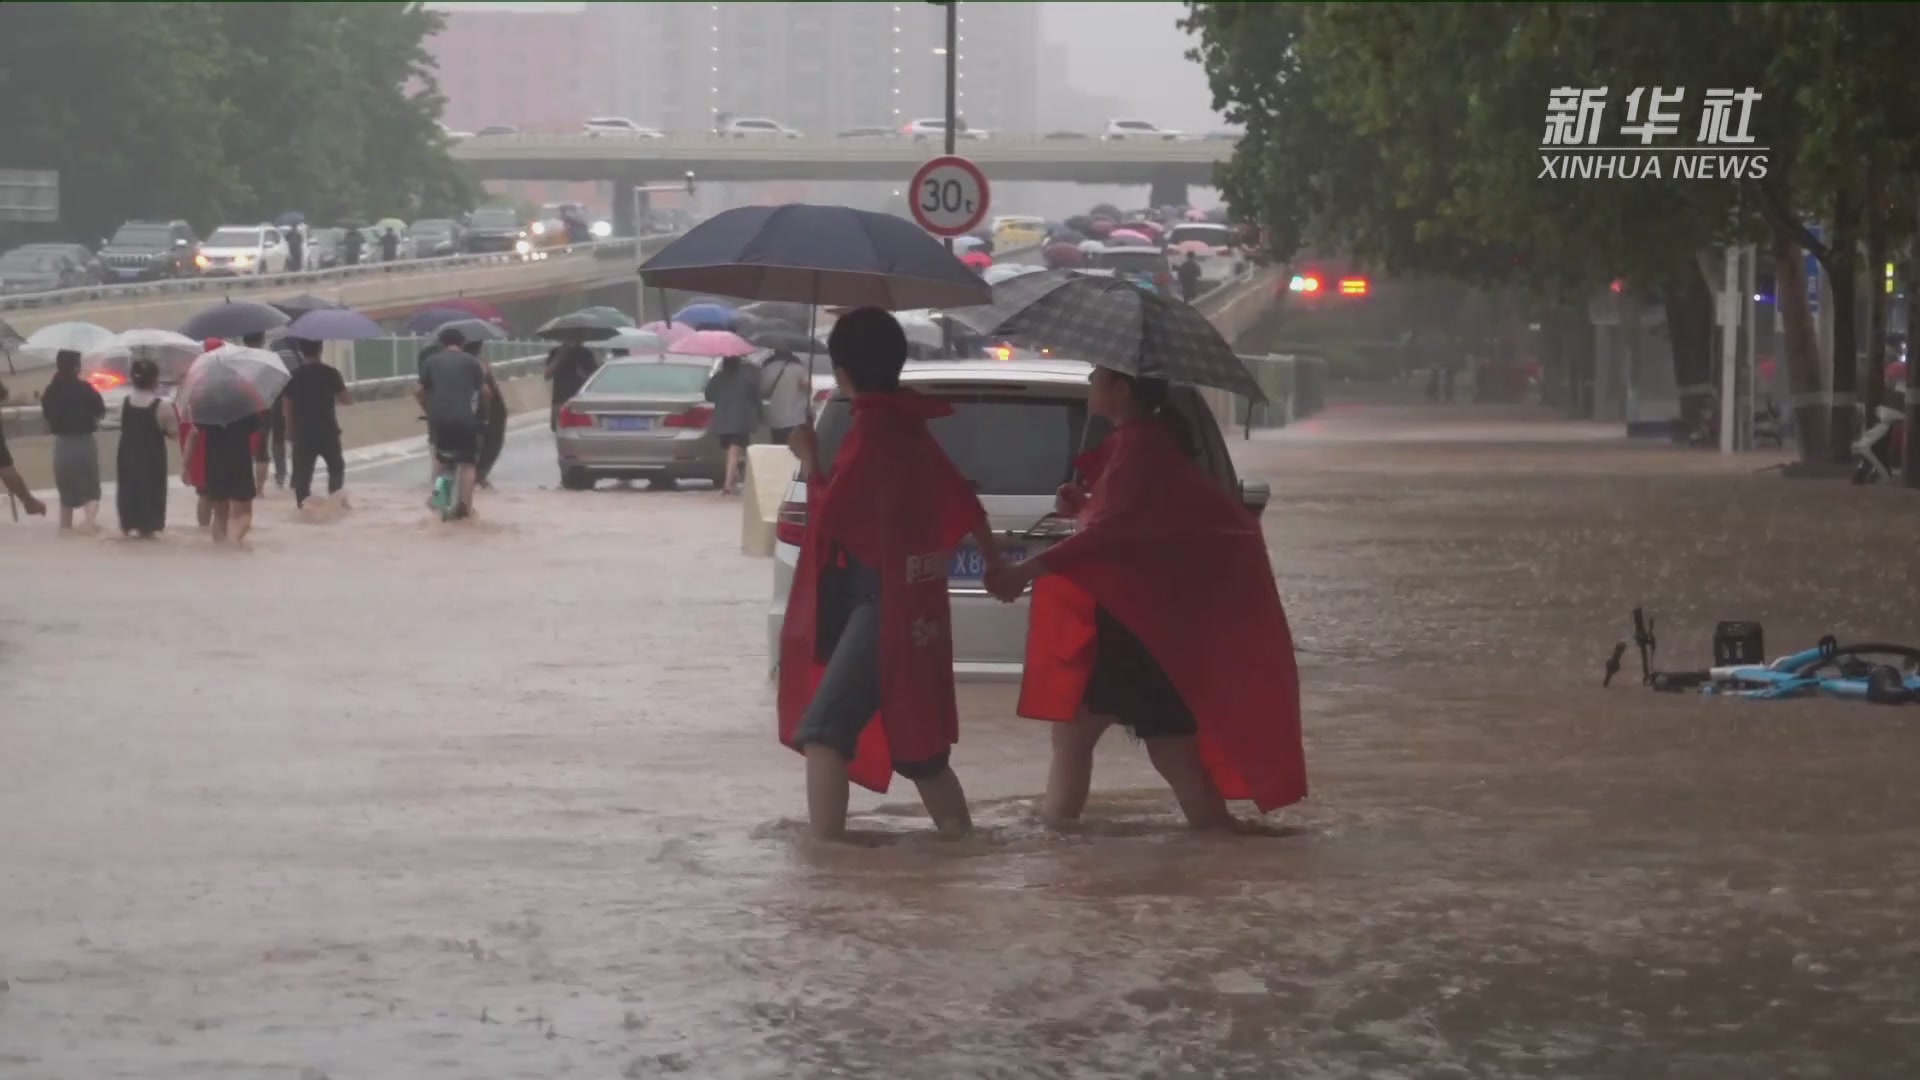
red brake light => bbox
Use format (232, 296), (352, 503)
(557, 405), (593, 428)
(775, 499), (808, 546)
(86, 371), (126, 391)
(663, 404), (712, 428)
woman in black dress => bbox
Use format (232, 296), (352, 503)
(183, 411), (260, 544)
(115, 359), (178, 538)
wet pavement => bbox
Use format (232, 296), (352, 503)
(3, 392), (1919, 1079)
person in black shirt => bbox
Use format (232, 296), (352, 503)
(282, 338), (352, 509)
(1178, 251), (1203, 303)
(40, 349), (106, 532)
(380, 227), (401, 263)
(544, 340), (598, 430)
(0, 376), (48, 517)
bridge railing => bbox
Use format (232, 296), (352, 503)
(451, 133), (1233, 163)
(0, 235), (662, 317)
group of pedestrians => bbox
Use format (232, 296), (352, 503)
(3, 332), (355, 544)
(776, 308), (1306, 841)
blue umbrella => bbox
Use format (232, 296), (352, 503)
(672, 302), (740, 330)
(639, 203), (991, 310)
(405, 307), (473, 335)
(286, 308), (386, 341)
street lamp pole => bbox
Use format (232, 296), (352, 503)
(932, 0), (960, 355)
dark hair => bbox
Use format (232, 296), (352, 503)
(438, 326), (466, 347)
(130, 358), (160, 391)
(55, 349), (81, 374)
(298, 339), (323, 360)
(1126, 374), (1198, 458)
(827, 307), (907, 392)
(241, 332), (266, 348)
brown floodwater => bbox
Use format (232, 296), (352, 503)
(1, 395), (1917, 1078)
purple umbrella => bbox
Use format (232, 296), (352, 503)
(285, 308), (386, 341)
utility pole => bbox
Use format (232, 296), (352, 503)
(931, 0), (959, 355)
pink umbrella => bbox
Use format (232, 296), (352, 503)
(1185, 208), (1209, 222)
(667, 329), (756, 357)
(1108, 229), (1152, 247)
(639, 320), (696, 343)
(961, 251), (994, 272)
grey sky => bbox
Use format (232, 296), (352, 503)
(1038, 2), (1221, 132)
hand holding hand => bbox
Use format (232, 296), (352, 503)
(984, 558), (1034, 603)
(1054, 482), (1088, 517)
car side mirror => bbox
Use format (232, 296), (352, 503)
(1238, 478), (1271, 515)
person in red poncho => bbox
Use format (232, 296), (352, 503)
(779, 307), (1008, 841)
(986, 368), (1307, 830)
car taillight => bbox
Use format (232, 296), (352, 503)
(663, 404), (712, 428)
(775, 499), (808, 546)
(557, 405), (594, 428)
(86, 371), (125, 391)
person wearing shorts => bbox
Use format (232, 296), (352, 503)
(416, 338), (491, 519)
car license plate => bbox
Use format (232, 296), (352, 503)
(949, 545), (1024, 582)
(602, 416), (653, 431)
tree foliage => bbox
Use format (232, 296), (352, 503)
(1186, 1), (1920, 466)
(0, 2), (473, 244)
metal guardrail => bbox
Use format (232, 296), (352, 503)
(453, 133), (1234, 164)
(0, 234), (664, 316)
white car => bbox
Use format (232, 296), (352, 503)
(583, 117), (664, 138)
(1104, 118), (1184, 141)
(900, 118), (988, 141)
(196, 225), (291, 276)
(766, 359), (1269, 679)
(1165, 222), (1246, 284)
(720, 117), (803, 139)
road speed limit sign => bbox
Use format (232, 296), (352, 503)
(909, 155), (991, 237)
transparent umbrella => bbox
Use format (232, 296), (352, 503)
(180, 345), (291, 427)
(84, 329), (204, 386)
(20, 321), (116, 364)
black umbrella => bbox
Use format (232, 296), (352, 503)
(747, 327), (826, 354)
(438, 318), (506, 343)
(639, 203), (991, 310)
(947, 270), (1266, 401)
(1065, 215), (1094, 234)
(535, 310), (623, 342)
(270, 293), (347, 319)
(179, 299), (291, 341)
(275, 211), (306, 228)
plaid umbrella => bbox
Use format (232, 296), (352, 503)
(948, 270), (1266, 401)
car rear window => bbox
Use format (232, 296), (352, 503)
(1168, 225), (1234, 248)
(471, 209), (518, 228)
(586, 363), (710, 396)
(1099, 250), (1168, 274)
(814, 392), (1091, 496)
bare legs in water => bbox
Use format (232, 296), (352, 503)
(1041, 710), (1232, 831)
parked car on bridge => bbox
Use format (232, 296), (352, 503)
(98, 220), (200, 281)
(306, 228), (344, 269)
(1104, 118), (1184, 141)
(584, 117), (664, 138)
(0, 245), (99, 295)
(196, 224), (291, 277)
(901, 117), (988, 142)
(836, 126), (897, 140)
(766, 359), (1268, 677)
(14, 243), (104, 286)
(719, 116), (803, 139)
(409, 218), (464, 259)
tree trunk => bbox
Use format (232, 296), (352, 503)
(1667, 261), (1716, 441)
(1825, 190), (1861, 461)
(1772, 227), (1828, 461)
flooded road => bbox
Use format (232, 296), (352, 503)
(3, 395), (1918, 1078)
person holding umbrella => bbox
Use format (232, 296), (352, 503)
(39, 349), (107, 533)
(0, 376), (48, 518)
(542, 325), (602, 432)
(181, 343), (289, 544)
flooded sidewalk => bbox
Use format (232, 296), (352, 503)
(1, 394), (1917, 1078)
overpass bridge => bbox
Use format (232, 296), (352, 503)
(0, 237), (657, 343)
(450, 134), (1231, 212)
